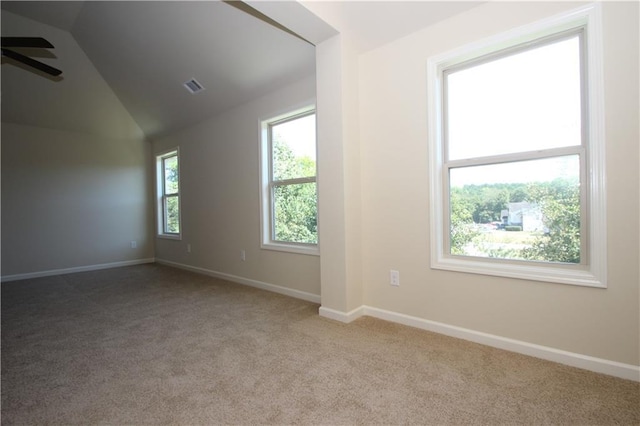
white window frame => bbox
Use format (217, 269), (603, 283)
(156, 148), (182, 240)
(427, 3), (606, 287)
(259, 103), (319, 256)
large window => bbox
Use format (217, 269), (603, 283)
(427, 4), (605, 287)
(156, 149), (181, 239)
(260, 106), (318, 255)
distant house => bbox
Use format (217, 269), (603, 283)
(502, 202), (544, 232)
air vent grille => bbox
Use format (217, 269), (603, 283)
(184, 78), (205, 94)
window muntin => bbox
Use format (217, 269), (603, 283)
(427, 4), (605, 287)
(261, 107), (318, 254)
(157, 150), (180, 238)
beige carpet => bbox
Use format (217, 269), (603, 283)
(2, 264), (638, 425)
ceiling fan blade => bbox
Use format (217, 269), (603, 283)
(1, 48), (62, 76)
(1, 36), (54, 49)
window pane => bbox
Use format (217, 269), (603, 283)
(272, 114), (316, 181)
(163, 155), (179, 195)
(164, 195), (180, 234)
(273, 182), (317, 244)
(449, 156), (580, 263)
(446, 35), (582, 161)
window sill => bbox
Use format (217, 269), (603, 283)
(157, 234), (182, 241)
(432, 254), (605, 288)
(261, 242), (319, 256)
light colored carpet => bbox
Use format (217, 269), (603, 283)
(2, 264), (639, 425)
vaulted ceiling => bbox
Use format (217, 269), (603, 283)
(1, 1), (323, 140)
(1, 1), (482, 140)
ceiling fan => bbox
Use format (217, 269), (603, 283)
(1, 36), (62, 77)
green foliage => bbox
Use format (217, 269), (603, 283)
(164, 156), (179, 194)
(449, 179), (581, 263)
(273, 141), (314, 180)
(272, 142), (317, 244)
(274, 183), (317, 244)
(521, 179), (580, 263)
(449, 188), (479, 255)
(451, 183), (527, 224)
(483, 246), (524, 259)
(449, 183), (525, 255)
(165, 196), (180, 233)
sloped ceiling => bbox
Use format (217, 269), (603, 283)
(1, 1), (81, 31)
(70, 1), (318, 140)
(1, 9), (145, 140)
(1, 1), (319, 140)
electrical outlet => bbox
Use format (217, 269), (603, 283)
(130, 240), (137, 249)
(240, 250), (246, 261)
(390, 269), (400, 286)
(187, 244), (191, 253)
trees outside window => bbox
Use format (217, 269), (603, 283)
(260, 107), (318, 255)
(448, 157), (581, 264)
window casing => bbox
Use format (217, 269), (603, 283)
(156, 149), (181, 239)
(427, 4), (605, 287)
(260, 105), (318, 255)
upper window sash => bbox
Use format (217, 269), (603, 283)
(162, 155), (179, 196)
(442, 28), (586, 163)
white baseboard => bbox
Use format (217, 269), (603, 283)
(318, 305), (365, 323)
(1, 258), (156, 283)
(155, 259), (321, 304)
(319, 304), (639, 382)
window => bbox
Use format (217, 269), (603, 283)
(260, 105), (318, 255)
(427, 4), (605, 287)
(156, 149), (181, 239)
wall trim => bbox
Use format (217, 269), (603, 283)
(319, 304), (639, 382)
(318, 305), (365, 323)
(1, 258), (156, 283)
(155, 259), (321, 304)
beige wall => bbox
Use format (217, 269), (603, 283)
(1, 123), (153, 277)
(1, 9), (154, 278)
(152, 75), (320, 297)
(357, 2), (639, 365)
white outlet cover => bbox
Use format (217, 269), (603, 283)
(390, 270), (400, 286)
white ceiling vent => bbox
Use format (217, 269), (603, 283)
(184, 78), (205, 94)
